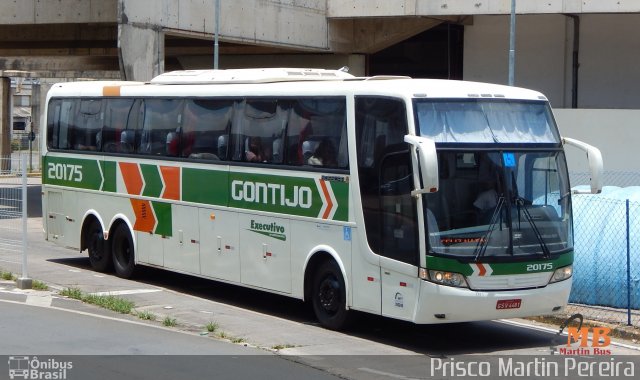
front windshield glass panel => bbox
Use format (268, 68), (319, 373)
(425, 151), (572, 258)
(415, 99), (559, 143)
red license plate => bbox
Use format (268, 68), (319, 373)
(496, 299), (522, 310)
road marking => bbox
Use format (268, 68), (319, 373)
(26, 294), (53, 307)
(358, 367), (420, 380)
(89, 289), (162, 296)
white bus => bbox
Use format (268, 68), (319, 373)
(42, 68), (602, 330)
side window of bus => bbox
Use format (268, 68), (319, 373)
(46, 98), (76, 150)
(102, 99), (135, 153)
(182, 99), (233, 160)
(230, 99), (288, 164)
(138, 99), (184, 156)
(356, 97), (418, 265)
(73, 99), (103, 151)
(286, 97), (347, 169)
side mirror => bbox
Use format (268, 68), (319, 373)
(562, 137), (603, 194)
(404, 135), (439, 196)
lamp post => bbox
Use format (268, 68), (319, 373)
(214, 0), (220, 69)
(508, 0), (516, 86)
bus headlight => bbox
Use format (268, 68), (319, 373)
(549, 265), (573, 283)
(427, 270), (468, 288)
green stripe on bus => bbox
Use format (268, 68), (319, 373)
(43, 156), (102, 191)
(152, 201), (172, 237)
(102, 161), (117, 192)
(426, 251), (573, 276)
(181, 168), (228, 205)
(140, 164), (162, 198)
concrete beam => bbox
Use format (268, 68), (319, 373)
(328, 0), (640, 17)
(329, 17), (445, 54)
(0, 0), (117, 24)
(121, 0), (330, 51)
(0, 56), (119, 73)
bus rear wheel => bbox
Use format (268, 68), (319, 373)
(311, 261), (352, 330)
(86, 220), (112, 272)
(112, 223), (136, 278)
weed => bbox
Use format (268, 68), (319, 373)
(1, 271), (16, 281)
(231, 337), (245, 344)
(163, 317), (177, 327)
(272, 344), (296, 350)
(136, 310), (156, 321)
(32, 280), (49, 291)
(59, 288), (134, 314)
(60, 287), (83, 300)
(206, 321), (219, 333)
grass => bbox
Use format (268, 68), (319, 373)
(1, 271), (16, 281)
(272, 344), (296, 350)
(206, 321), (219, 333)
(32, 280), (49, 291)
(59, 287), (134, 314)
(163, 317), (178, 327)
(136, 310), (156, 321)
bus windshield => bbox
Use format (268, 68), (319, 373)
(423, 150), (572, 259)
(414, 99), (560, 144)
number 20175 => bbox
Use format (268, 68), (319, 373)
(48, 163), (83, 182)
(526, 263), (553, 271)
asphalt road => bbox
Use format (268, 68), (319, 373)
(0, 301), (339, 380)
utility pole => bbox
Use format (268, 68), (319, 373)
(508, 0), (516, 86)
(214, 0), (220, 69)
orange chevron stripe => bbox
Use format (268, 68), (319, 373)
(130, 199), (156, 233)
(475, 263), (487, 276)
(119, 162), (143, 195)
(319, 180), (334, 220)
(160, 166), (180, 200)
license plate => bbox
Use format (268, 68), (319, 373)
(496, 299), (522, 310)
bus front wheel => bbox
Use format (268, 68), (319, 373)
(112, 223), (135, 278)
(311, 261), (352, 330)
(86, 220), (112, 272)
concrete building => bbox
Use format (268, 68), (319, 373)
(0, 0), (638, 176)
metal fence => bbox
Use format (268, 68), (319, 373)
(566, 171), (640, 326)
(0, 155), (27, 276)
(11, 131), (40, 172)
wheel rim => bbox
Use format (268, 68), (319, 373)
(318, 275), (341, 315)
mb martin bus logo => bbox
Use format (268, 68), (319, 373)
(8, 356), (73, 379)
(249, 220), (286, 241)
(552, 314), (612, 356)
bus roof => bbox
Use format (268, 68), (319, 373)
(47, 68), (548, 102)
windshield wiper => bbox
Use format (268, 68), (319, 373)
(473, 196), (505, 262)
(515, 197), (551, 259)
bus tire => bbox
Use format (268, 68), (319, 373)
(311, 260), (352, 330)
(112, 223), (136, 278)
(86, 219), (112, 272)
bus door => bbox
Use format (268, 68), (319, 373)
(356, 97), (421, 320)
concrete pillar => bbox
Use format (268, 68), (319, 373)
(118, 23), (164, 81)
(0, 77), (10, 163)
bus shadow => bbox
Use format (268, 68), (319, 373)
(47, 257), (558, 356)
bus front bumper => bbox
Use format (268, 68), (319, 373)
(412, 278), (572, 324)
